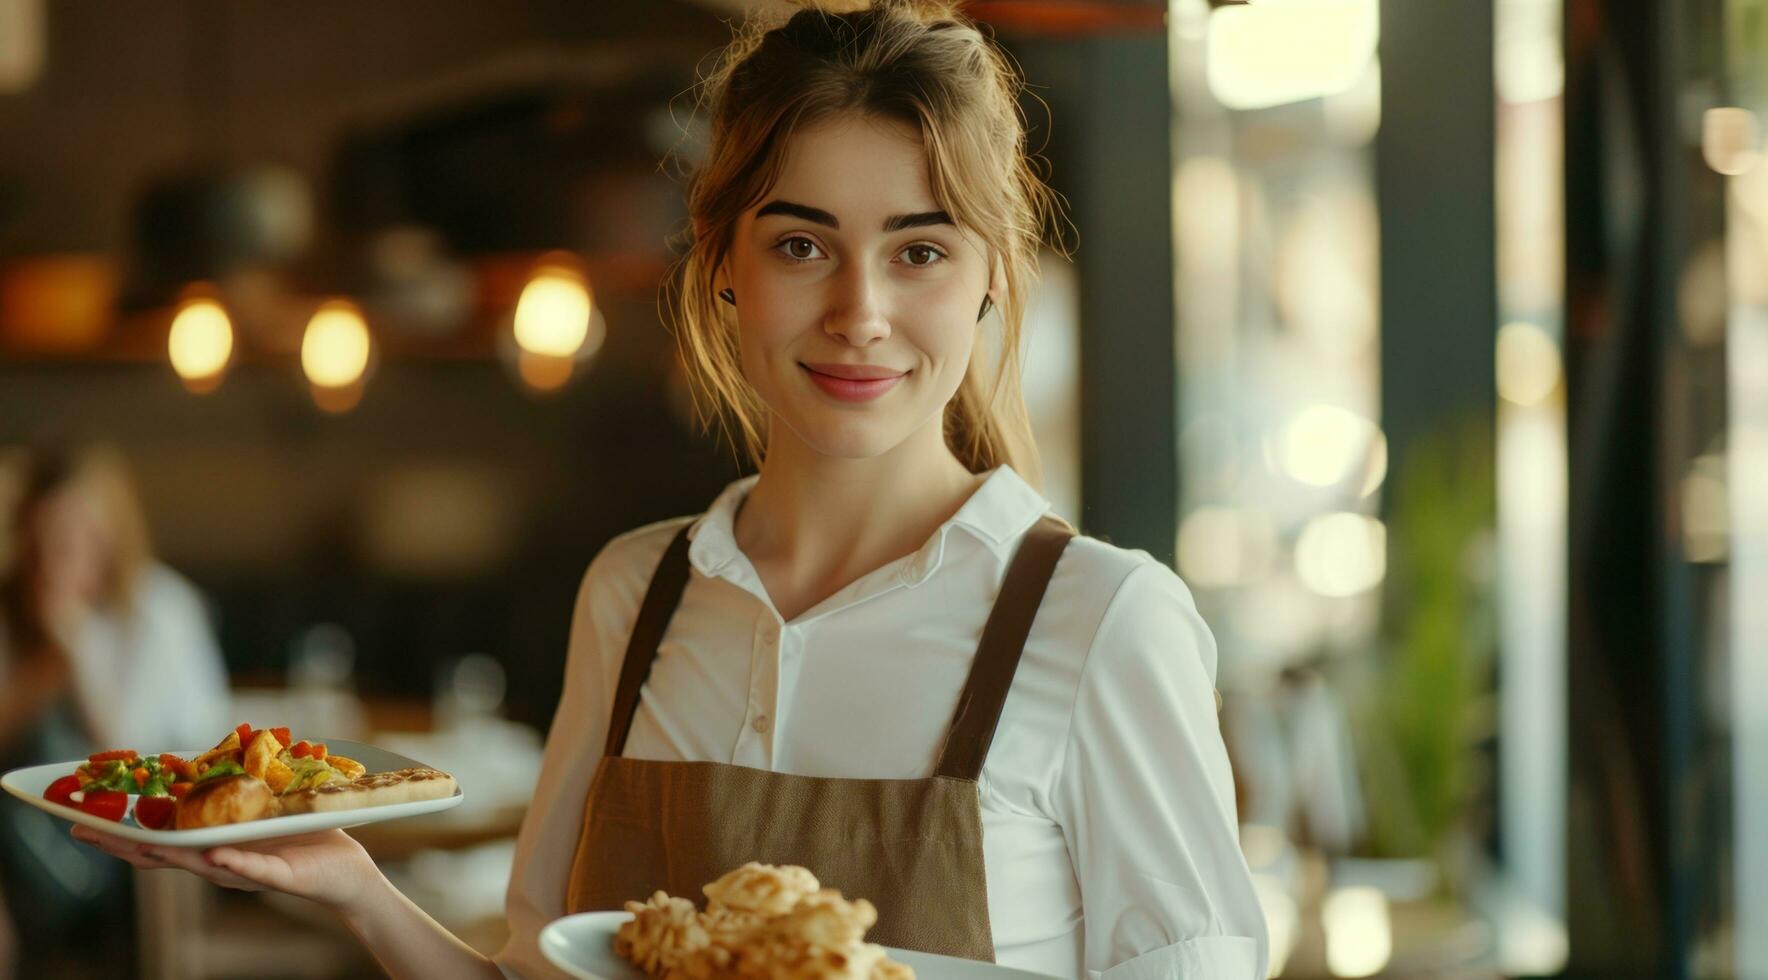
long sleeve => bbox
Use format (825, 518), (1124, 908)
(494, 529), (662, 980)
(1051, 559), (1269, 979)
(494, 554), (619, 980)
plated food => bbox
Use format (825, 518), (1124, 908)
(36, 723), (456, 831)
(614, 863), (913, 980)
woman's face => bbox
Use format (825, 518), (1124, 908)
(723, 113), (996, 462)
(33, 485), (111, 609)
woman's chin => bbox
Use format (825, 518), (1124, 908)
(776, 415), (916, 462)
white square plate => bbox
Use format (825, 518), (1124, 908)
(539, 911), (1060, 980)
(0, 739), (462, 848)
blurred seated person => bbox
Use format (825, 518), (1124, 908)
(0, 444), (230, 976)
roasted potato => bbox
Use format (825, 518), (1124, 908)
(192, 731), (242, 776)
(242, 730), (285, 780)
(327, 755), (367, 780)
(263, 757), (295, 793)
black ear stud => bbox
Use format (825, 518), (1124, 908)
(718, 288), (736, 305)
(977, 295), (993, 322)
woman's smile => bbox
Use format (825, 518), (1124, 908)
(798, 361), (910, 402)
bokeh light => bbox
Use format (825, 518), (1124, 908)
(1295, 512), (1387, 597)
(301, 300), (372, 390)
(1497, 320), (1562, 405)
(167, 296), (233, 391)
(513, 265), (596, 359)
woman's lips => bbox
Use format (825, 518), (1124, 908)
(799, 363), (907, 402)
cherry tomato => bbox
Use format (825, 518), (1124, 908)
(270, 727), (291, 747)
(78, 790), (128, 822)
(168, 783), (192, 799)
(87, 749), (137, 765)
(44, 775), (82, 807)
(291, 741), (311, 759)
(133, 796), (176, 830)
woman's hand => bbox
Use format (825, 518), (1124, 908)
(69, 825), (385, 914)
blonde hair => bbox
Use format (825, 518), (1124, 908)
(1, 444), (153, 658)
(666, 0), (1069, 486)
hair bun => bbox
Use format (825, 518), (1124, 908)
(784, 0), (963, 18)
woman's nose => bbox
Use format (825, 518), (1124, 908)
(823, 264), (891, 347)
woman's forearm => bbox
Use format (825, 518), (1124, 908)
(337, 872), (505, 980)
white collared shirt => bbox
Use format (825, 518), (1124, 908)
(496, 465), (1269, 980)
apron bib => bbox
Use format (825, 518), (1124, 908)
(564, 515), (1072, 961)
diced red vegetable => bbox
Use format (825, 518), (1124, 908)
(158, 754), (192, 780)
(133, 796), (176, 830)
(87, 749), (137, 764)
(234, 723), (254, 746)
(290, 741), (310, 758)
(167, 783), (191, 799)
(44, 775), (82, 807)
(78, 790), (128, 822)
(312, 743), (327, 761)
(270, 727), (291, 747)
(132, 768), (149, 788)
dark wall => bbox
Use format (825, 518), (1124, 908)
(0, 301), (739, 729)
(1014, 32), (1178, 565)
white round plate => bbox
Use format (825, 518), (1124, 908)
(539, 911), (1059, 980)
(0, 739), (462, 848)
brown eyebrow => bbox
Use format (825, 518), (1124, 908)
(883, 210), (954, 232)
(756, 200), (839, 228)
(754, 200), (954, 233)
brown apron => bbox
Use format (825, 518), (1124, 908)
(563, 515), (1073, 961)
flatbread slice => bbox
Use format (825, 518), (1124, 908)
(278, 766), (458, 814)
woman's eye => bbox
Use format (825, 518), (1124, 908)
(777, 237), (824, 262)
(901, 244), (946, 267)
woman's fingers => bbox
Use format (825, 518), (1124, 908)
(141, 841), (266, 891)
(69, 825), (264, 891)
(71, 824), (170, 869)
(202, 846), (307, 893)
(71, 824), (374, 908)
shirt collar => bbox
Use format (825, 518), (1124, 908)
(686, 464), (1053, 584)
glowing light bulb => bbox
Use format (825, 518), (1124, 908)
(513, 268), (593, 358)
(301, 301), (372, 389)
(167, 297), (233, 390)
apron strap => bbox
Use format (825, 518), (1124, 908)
(603, 522), (696, 757)
(934, 514), (1074, 781)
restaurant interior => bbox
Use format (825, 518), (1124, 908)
(1, 0), (1764, 977)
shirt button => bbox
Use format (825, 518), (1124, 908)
(760, 623), (780, 645)
(751, 714), (772, 734)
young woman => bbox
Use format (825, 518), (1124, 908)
(71, 3), (1269, 977)
(3, 444), (231, 976)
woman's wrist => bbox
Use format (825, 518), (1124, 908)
(330, 861), (500, 980)
(334, 859), (400, 925)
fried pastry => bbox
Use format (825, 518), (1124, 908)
(619, 864), (914, 980)
(617, 891), (712, 976)
(703, 862), (822, 916)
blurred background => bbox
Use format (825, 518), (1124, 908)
(0, 0), (1762, 977)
